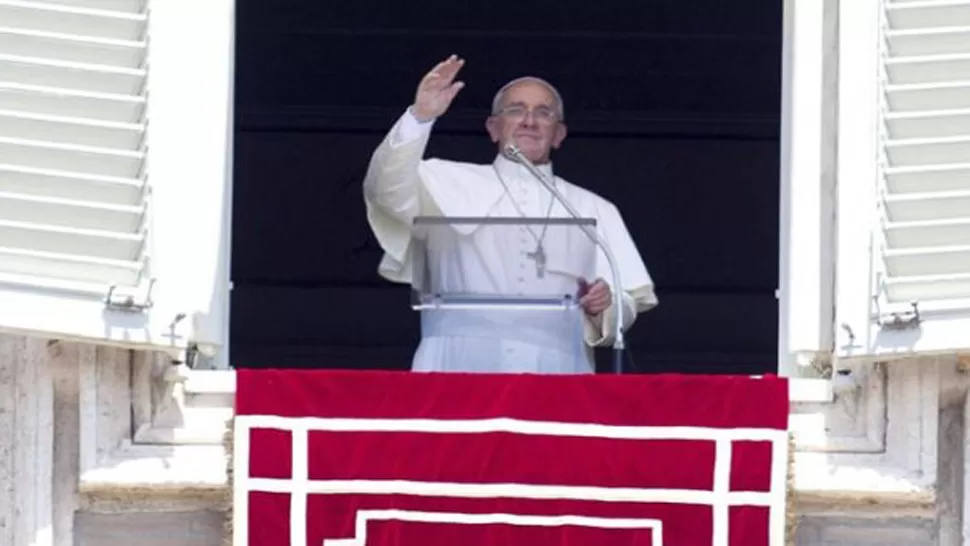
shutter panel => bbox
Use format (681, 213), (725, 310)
(880, 0), (970, 309)
(834, 0), (970, 359)
(0, 0), (148, 291)
(0, 0), (234, 359)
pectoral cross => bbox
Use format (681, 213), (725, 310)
(526, 243), (547, 279)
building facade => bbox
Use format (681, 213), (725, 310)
(2, 0), (970, 544)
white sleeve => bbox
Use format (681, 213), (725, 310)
(390, 107), (435, 148)
(361, 108), (436, 276)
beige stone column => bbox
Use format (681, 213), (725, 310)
(0, 334), (55, 546)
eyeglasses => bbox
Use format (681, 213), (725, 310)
(496, 104), (559, 123)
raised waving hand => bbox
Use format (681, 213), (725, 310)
(411, 55), (465, 122)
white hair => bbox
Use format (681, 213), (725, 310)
(490, 76), (565, 121)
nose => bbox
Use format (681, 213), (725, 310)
(518, 112), (539, 128)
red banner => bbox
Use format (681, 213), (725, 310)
(233, 370), (789, 546)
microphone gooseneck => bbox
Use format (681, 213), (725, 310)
(503, 144), (627, 374)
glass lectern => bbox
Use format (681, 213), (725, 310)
(410, 216), (599, 360)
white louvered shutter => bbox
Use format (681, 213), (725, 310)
(880, 0), (970, 308)
(0, 0), (234, 361)
(837, 0), (970, 359)
(0, 0), (148, 292)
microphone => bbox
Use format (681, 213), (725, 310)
(503, 144), (627, 374)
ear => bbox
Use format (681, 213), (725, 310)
(551, 123), (568, 149)
(485, 116), (501, 143)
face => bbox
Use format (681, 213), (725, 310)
(486, 81), (567, 164)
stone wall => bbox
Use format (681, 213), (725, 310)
(1, 332), (968, 545)
(76, 511), (224, 546)
(0, 334), (227, 546)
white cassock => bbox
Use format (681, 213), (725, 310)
(363, 108), (658, 374)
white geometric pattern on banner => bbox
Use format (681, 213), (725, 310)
(232, 416), (790, 546)
(322, 511), (666, 546)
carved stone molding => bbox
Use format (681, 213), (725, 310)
(791, 363), (887, 453)
(792, 360), (939, 507)
(77, 346), (228, 497)
(130, 352), (232, 445)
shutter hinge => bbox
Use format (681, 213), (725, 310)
(876, 300), (921, 331)
(104, 278), (156, 313)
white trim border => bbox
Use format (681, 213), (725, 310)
(324, 510), (665, 546)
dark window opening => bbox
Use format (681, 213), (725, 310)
(230, 1), (782, 375)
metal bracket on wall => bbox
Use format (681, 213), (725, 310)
(876, 300), (921, 331)
(104, 278), (156, 313)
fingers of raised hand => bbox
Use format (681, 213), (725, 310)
(423, 55), (464, 89)
(436, 54), (464, 79)
(444, 80), (465, 99)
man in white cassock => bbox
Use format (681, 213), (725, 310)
(363, 54), (658, 374)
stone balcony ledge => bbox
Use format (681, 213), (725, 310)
(77, 361), (947, 516)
